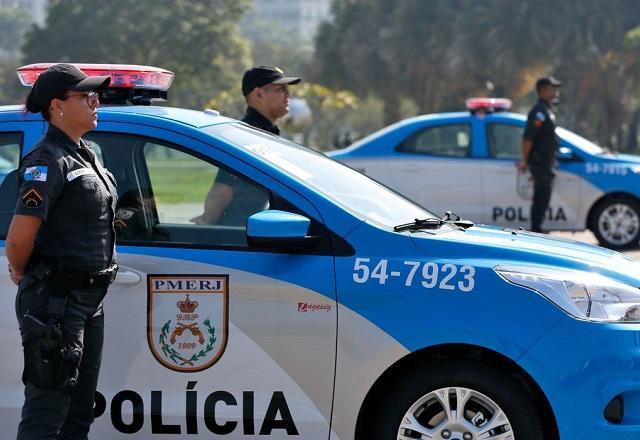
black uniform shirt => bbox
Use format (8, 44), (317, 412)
(14, 125), (118, 272)
(205, 106), (275, 225)
(523, 98), (558, 168)
(241, 106), (280, 135)
(213, 171), (268, 226)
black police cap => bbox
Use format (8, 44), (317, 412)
(535, 76), (562, 92)
(26, 64), (111, 113)
(242, 66), (301, 97)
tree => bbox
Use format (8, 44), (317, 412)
(0, 3), (32, 61)
(0, 3), (33, 105)
(240, 7), (313, 77)
(0, 60), (25, 106)
(285, 82), (358, 149)
(312, 0), (402, 124)
(313, 0), (640, 150)
(22, 0), (252, 109)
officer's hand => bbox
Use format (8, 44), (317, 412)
(516, 161), (528, 172)
(190, 213), (206, 225)
(8, 265), (23, 285)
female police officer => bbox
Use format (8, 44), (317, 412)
(6, 64), (117, 439)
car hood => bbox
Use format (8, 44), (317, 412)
(409, 225), (640, 286)
(599, 153), (640, 164)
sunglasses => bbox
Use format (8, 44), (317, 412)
(65, 91), (100, 106)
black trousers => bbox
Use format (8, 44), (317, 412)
(529, 165), (555, 232)
(15, 273), (106, 440)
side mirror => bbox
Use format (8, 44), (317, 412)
(247, 210), (322, 250)
(557, 146), (578, 162)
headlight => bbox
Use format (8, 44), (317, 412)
(495, 265), (640, 322)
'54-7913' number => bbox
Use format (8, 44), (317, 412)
(352, 258), (475, 292)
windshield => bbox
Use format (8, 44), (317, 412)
(206, 123), (436, 227)
(557, 127), (605, 155)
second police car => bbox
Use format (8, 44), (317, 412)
(1, 65), (640, 439)
(330, 98), (640, 250)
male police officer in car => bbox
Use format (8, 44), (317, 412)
(518, 76), (562, 233)
(192, 66), (301, 225)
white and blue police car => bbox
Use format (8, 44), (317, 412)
(330, 98), (640, 250)
(1, 65), (640, 439)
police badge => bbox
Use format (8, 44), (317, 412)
(147, 275), (229, 372)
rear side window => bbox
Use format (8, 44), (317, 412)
(0, 132), (23, 237)
(397, 124), (470, 157)
(487, 123), (522, 159)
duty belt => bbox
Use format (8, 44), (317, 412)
(62, 263), (118, 289)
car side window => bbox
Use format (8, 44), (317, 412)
(143, 142), (270, 228)
(397, 124), (470, 157)
(0, 132), (23, 238)
(487, 123), (522, 159)
(86, 132), (270, 247)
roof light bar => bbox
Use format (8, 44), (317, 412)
(17, 63), (174, 90)
(465, 97), (512, 113)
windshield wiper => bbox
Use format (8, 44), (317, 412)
(394, 211), (474, 232)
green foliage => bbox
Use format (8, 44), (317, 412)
(314, 0), (640, 151)
(0, 4), (32, 105)
(204, 89), (246, 120)
(294, 82), (358, 111)
(21, 0), (252, 109)
(240, 8), (313, 76)
(0, 60), (25, 105)
(284, 82), (358, 150)
(625, 26), (640, 49)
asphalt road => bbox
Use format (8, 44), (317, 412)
(551, 230), (640, 260)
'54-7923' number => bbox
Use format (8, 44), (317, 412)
(352, 258), (475, 292)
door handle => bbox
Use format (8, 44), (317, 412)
(114, 268), (142, 286)
(401, 164), (422, 172)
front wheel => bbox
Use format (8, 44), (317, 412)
(590, 197), (640, 249)
(371, 361), (546, 440)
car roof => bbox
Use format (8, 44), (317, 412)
(0, 104), (237, 128)
(98, 105), (237, 128)
(341, 110), (525, 153)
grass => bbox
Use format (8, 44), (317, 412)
(147, 160), (218, 204)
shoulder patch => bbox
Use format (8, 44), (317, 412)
(24, 166), (48, 182)
(22, 187), (43, 208)
(535, 111), (546, 122)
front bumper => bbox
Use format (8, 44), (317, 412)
(519, 317), (640, 439)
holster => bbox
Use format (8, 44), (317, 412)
(22, 313), (63, 389)
(21, 259), (70, 389)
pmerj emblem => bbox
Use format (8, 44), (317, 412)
(147, 275), (228, 372)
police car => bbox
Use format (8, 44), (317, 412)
(1, 65), (640, 439)
(330, 98), (640, 250)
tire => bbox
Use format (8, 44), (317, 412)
(371, 361), (545, 440)
(590, 196), (640, 250)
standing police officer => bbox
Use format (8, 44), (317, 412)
(192, 66), (301, 225)
(518, 76), (562, 233)
(240, 65), (301, 134)
(6, 64), (117, 440)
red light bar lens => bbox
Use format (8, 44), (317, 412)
(465, 97), (512, 111)
(17, 63), (174, 90)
